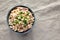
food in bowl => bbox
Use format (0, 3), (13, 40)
(9, 6), (34, 32)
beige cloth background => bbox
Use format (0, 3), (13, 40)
(0, 0), (60, 40)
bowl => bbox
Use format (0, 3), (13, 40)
(7, 5), (35, 34)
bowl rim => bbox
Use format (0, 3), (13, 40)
(6, 5), (35, 34)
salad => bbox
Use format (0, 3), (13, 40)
(9, 7), (34, 32)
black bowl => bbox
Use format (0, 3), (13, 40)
(7, 5), (35, 34)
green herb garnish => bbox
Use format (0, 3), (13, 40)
(16, 15), (23, 19)
(27, 11), (30, 15)
(23, 19), (27, 27)
(19, 12), (24, 14)
(13, 19), (19, 25)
